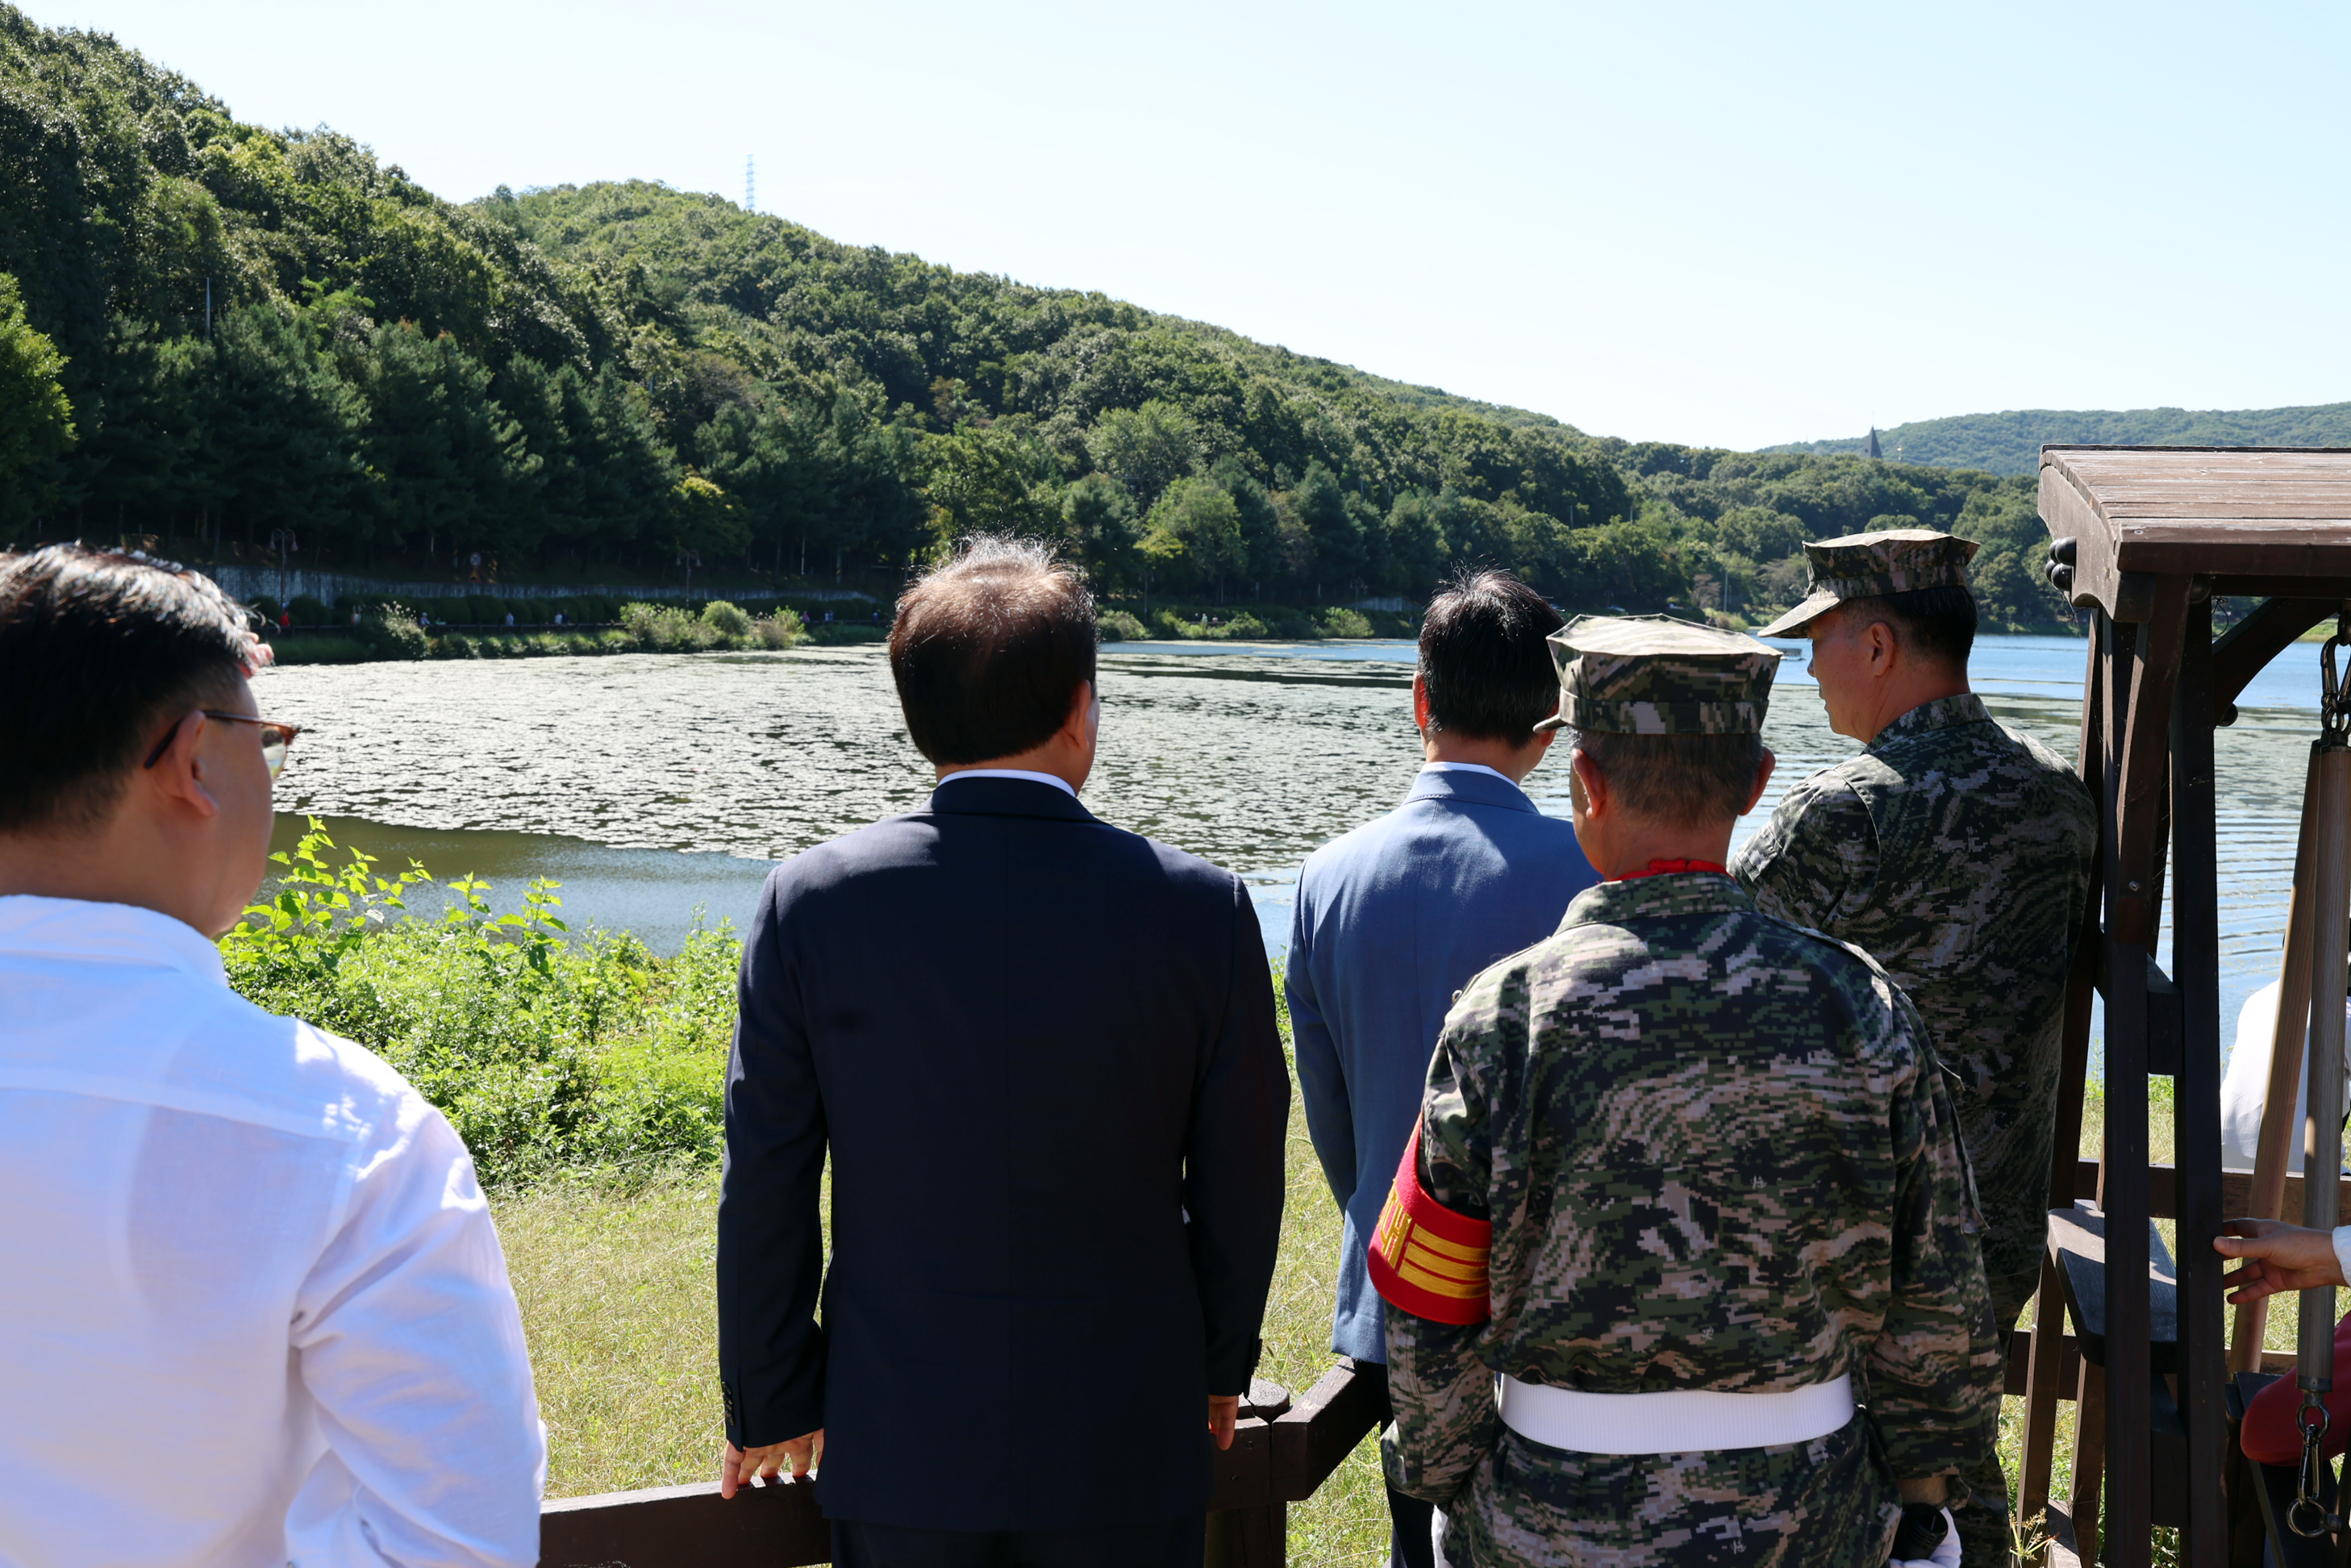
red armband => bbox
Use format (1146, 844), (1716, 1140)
(1366, 1119), (1492, 1325)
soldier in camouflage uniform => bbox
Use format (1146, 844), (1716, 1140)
(1732, 532), (2095, 1565)
(1375, 617), (2001, 1567)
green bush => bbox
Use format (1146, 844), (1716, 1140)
(1223, 612), (1269, 638)
(269, 636), (372, 665)
(251, 594), (281, 623)
(1098, 610), (1148, 642)
(700, 599), (752, 636)
(287, 594), (333, 626)
(753, 607), (807, 648)
(1319, 607), (1376, 638)
(623, 602), (719, 651)
(357, 604), (430, 661)
(221, 821), (739, 1184)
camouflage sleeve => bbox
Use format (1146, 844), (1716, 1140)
(1381, 1032), (1501, 1507)
(1730, 770), (1876, 931)
(1866, 990), (2003, 1488)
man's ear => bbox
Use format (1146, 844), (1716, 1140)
(1744, 747), (1777, 816)
(1411, 673), (1432, 734)
(1065, 680), (1098, 743)
(1865, 618), (1901, 673)
(1569, 746), (1607, 818)
(146, 710), (223, 821)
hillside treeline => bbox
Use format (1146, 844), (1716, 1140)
(1767, 401), (2351, 478)
(0, 5), (2069, 626)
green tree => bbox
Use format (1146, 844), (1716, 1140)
(341, 320), (535, 563)
(1061, 472), (1139, 592)
(1140, 475), (1245, 595)
(0, 270), (73, 529)
(1286, 460), (1363, 591)
(666, 473), (751, 571)
(194, 302), (369, 552)
(1086, 398), (1198, 509)
(927, 420), (1058, 541)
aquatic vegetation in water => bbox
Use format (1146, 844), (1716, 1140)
(222, 820), (740, 1186)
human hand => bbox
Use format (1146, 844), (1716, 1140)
(2216, 1218), (2348, 1303)
(720, 1430), (823, 1498)
(1207, 1395), (1240, 1451)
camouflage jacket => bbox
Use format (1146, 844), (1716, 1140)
(1729, 693), (2098, 1283)
(1382, 873), (1999, 1541)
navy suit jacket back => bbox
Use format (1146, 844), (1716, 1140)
(718, 776), (1289, 1531)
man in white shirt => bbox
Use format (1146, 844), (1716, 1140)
(0, 545), (544, 1568)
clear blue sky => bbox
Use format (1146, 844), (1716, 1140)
(24, 0), (2349, 450)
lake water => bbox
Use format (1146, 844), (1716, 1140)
(258, 632), (2341, 1065)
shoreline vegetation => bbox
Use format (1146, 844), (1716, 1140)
(258, 591), (1421, 664)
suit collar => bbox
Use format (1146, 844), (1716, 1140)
(1403, 765), (1539, 815)
(927, 774), (1098, 823)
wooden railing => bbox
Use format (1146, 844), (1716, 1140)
(540, 1360), (1386, 1568)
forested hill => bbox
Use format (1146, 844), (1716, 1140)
(0, 3), (2068, 628)
(1765, 402), (2351, 477)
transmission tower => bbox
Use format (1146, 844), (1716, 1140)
(745, 154), (755, 214)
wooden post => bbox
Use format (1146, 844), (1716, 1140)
(2105, 582), (2191, 1568)
(2024, 613), (2111, 1552)
(2233, 744), (2325, 1371)
(2171, 598), (2228, 1565)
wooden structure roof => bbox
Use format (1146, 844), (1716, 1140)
(2042, 446), (2351, 618)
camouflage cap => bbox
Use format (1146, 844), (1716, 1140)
(1753, 528), (1980, 638)
(1533, 615), (1782, 736)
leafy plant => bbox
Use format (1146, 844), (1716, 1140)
(219, 819), (740, 1185)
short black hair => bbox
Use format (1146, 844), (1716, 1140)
(889, 536), (1098, 765)
(0, 544), (263, 835)
(1565, 728), (1765, 826)
(1847, 584), (1977, 668)
(1418, 569), (1566, 745)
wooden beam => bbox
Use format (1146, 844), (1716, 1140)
(2211, 597), (2337, 725)
(537, 1364), (1386, 1568)
(540, 1476), (830, 1568)
(1269, 1359), (1386, 1502)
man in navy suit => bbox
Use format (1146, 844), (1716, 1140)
(717, 536), (1289, 1568)
(1286, 569), (1599, 1568)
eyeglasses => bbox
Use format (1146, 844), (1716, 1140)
(142, 711), (305, 779)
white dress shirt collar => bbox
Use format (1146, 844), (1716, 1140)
(1419, 761), (1517, 788)
(0, 894), (227, 987)
(935, 768), (1079, 800)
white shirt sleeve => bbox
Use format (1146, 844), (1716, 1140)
(2335, 1227), (2351, 1291)
(286, 1092), (545, 1568)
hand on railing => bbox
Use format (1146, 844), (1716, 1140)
(719, 1430), (823, 1498)
(2216, 1217), (2351, 1303)
(1207, 1395), (1240, 1451)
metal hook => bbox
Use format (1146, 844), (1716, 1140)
(2324, 617), (2351, 744)
(2291, 1394), (2341, 1537)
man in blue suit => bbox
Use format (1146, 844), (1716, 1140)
(718, 537), (1289, 1567)
(1286, 569), (1599, 1568)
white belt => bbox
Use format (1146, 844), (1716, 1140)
(1495, 1372), (1855, 1455)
